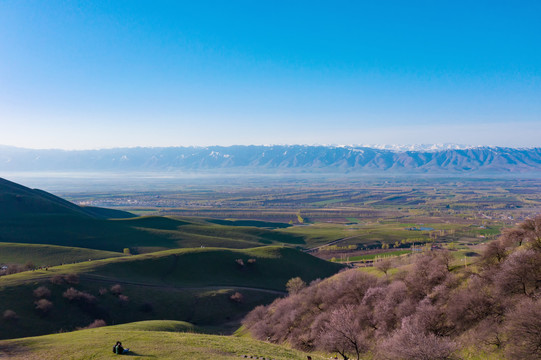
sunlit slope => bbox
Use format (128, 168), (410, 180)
(0, 320), (322, 360)
(0, 246), (343, 339)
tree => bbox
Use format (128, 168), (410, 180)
(286, 277), (306, 295)
(318, 305), (371, 360)
(496, 249), (541, 297)
(520, 216), (541, 249)
(375, 259), (393, 278)
(506, 298), (541, 359)
(379, 316), (456, 360)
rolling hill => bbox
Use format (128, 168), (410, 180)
(0, 177), (306, 252)
(0, 246), (343, 339)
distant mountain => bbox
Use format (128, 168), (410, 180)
(1, 145), (540, 173)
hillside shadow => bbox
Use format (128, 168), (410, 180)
(124, 351), (156, 357)
(122, 216), (190, 230)
(0, 342), (29, 358)
(206, 219), (291, 229)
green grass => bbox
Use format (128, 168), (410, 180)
(0, 242), (125, 267)
(0, 321), (326, 360)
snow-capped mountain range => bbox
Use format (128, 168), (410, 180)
(1, 145), (540, 173)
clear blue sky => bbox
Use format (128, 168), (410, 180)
(1, 1), (540, 149)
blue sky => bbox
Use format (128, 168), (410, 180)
(1, 1), (540, 149)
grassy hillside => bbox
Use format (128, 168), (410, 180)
(0, 320), (324, 359)
(0, 246), (344, 339)
(0, 242), (125, 267)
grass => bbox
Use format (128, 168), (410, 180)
(0, 320), (327, 360)
(0, 242), (125, 267)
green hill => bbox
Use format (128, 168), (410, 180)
(0, 177), (133, 219)
(0, 246), (344, 339)
(0, 178), (308, 252)
(0, 320), (324, 359)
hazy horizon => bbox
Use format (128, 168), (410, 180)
(1, 1), (540, 149)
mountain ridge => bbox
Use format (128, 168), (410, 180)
(1, 145), (540, 173)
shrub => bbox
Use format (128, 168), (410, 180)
(50, 275), (65, 285)
(6, 264), (25, 275)
(34, 299), (53, 315)
(3, 310), (18, 321)
(76, 319), (107, 330)
(98, 287), (108, 296)
(110, 284), (123, 295)
(235, 259), (245, 267)
(64, 273), (79, 285)
(118, 294), (129, 305)
(85, 319), (106, 329)
(33, 286), (51, 299)
(63, 287), (96, 304)
(230, 292), (244, 303)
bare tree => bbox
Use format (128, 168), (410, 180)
(379, 316), (456, 360)
(497, 249), (541, 297)
(520, 216), (541, 249)
(506, 298), (541, 359)
(318, 304), (371, 360)
(375, 259), (393, 278)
